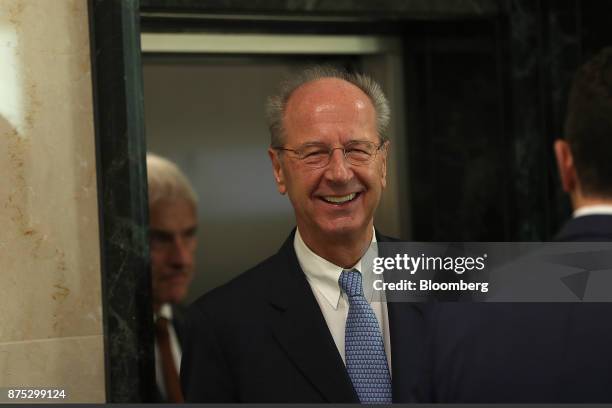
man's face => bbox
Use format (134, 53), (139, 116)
(269, 78), (388, 243)
(149, 198), (197, 306)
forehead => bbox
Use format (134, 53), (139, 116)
(283, 78), (377, 142)
(150, 198), (197, 230)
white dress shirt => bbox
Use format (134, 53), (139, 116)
(294, 228), (392, 372)
(154, 303), (182, 400)
(573, 204), (612, 218)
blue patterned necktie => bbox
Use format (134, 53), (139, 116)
(339, 269), (392, 404)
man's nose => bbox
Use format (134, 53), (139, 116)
(169, 238), (192, 267)
(324, 148), (353, 183)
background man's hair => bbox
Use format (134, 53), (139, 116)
(266, 65), (390, 148)
(564, 47), (612, 198)
(146, 153), (198, 208)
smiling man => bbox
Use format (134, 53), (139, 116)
(181, 67), (425, 403)
(147, 153), (198, 403)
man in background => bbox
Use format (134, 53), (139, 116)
(147, 153), (199, 403)
(419, 47), (612, 402)
(553, 47), (612, 240)
(181, 66), (425, 403)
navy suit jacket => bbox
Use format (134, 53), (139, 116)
(417, 215), (612, 403)
(180, 230), (427, 403)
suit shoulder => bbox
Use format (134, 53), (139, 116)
(188, 252), (281, 315)
(376, 231), (402, 243)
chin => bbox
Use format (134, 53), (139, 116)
(162, 289), (187, 305)
(173, 290), (188, 303)
(317, 219), (366, 238)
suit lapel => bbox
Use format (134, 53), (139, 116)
(377, 231), (428, 403)
(267, 230), (427, 402)
(171, 304), (186, 345)
(268, 234), (358, 403)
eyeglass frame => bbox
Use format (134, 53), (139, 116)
(272, 139), (388, 169)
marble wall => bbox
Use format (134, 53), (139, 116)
(0, 0), (105, 402)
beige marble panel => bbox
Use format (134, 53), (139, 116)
(0, 335), (105, 403)
(0, 0), (103, 344)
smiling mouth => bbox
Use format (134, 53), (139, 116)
(321, 192), (359, 204)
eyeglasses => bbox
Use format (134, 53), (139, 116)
(274, 140), (385, 169)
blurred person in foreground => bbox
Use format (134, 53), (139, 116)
(147, 153), (198, 403)
(553, 47), (612, 240)
(418, 47), (612, 403)
(181, 66), (426, 403)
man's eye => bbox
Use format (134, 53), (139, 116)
(302, 150), (327, 158)
(183, 228), (198, 239)
(347, 148), (371, 157)
(150, 232), (172, 243)
(347, 148), (368, 154)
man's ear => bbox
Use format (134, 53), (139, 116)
(268, 148), (287, 195)
(379, 140), (389, 189)
(554, 139), (577, 193)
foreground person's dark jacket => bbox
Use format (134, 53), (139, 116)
(417, 215), (612, 403)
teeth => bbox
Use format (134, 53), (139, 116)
(323, 193), (356, 204)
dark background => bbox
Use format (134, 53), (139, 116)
(138, 0), (612, 242)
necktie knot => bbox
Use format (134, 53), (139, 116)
(339, 269), (364, 298)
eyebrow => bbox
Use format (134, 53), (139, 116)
(150, 226), (198, 238)
(298, 139), (370, 146)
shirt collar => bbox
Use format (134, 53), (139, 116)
(155, 303), (174, 321)
(294, 227), (378, 310)
(573, 204), (612, 218)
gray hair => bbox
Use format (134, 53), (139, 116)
(146, 153), (198, 208)
(266, 65), (391, 147)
